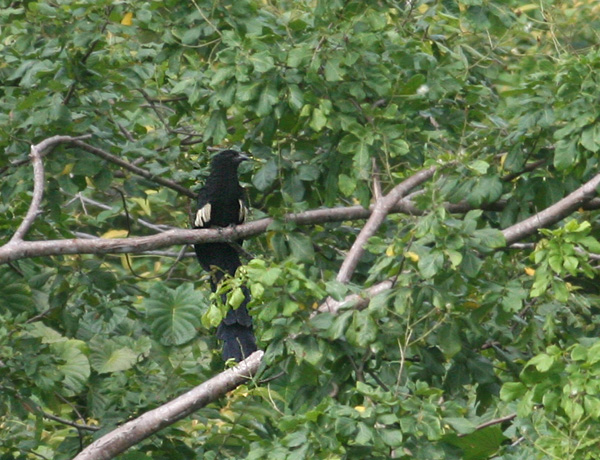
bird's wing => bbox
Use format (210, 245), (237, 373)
(194, 188), (212, 228)
(238, 198), (247, 224)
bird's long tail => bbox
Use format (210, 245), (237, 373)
(194, 242), (257, 361)
(217, 286), (257, 361)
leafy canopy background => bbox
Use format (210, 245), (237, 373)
(2, 0), (600, 459)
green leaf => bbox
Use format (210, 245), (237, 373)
(571, 344), (587, 361)
(445, 426), (505, 460)
(51, 340), (90, 394)
(203, 303), (223, 329)
(528, 353), (554, 372)
(287, 46), (312, 67)
(444, 417), (476, 435)
(580, 125), (600, 152)
(288, 233), (315, 262)
(418, 251), (444, 278)
(250, 51), (275, 73)
(90, 342), (138, 374)
(253, 159), (278, 191)
(338, 173), (356, 196)
(379, 429), (403, 447)
(205, 110), (227, 143)
(310, 108), (327, 131)
(554, 138), (577, 170)
(355, 422), (373, 445)
(324, 59), (344, 82)
(256, 82), (279, 116)
(500, 382), (527, 401)
(0, 271), (34, 313)
(474, 228), (506, 249)
(144, 284), (205, 346)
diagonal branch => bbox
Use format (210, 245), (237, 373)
(336, 166), (437, 284)
(71, 140), (196, 198)
(317, 278), (394, 315)
(72, 351), (263, 460)
(457, 413), (517, 438)
(502, 171), (600, 245)
(9, 135), (92, 243)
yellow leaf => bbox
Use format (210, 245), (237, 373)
(131, 197), (151, 215)
(500, 153), (507, 169)
(386, 246), (395, 257)
(145, 125), (155, 133)
(121, 12), (133, 26)
(354, 405), (366, 413)
(220, 408), (235, 419)
(525, 267), (535, 276)
(120, 254), (129, 270)
(61, 163), (74, 175)
(406, 251), (419, 262)
(515, 4), (539, 13)
(102, 229), (129, 239)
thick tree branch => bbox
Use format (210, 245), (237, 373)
(502, 171), (600, 245)
(4, 176), (600, 265)
(72, 351), (263, 460)
(8, 135), (92, 243)
(336, 166), (437, 284)
(0, 203), (419, 264)
(317, 279), (394, 315)
(9, 142), (45, 242)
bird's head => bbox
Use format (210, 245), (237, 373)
(211, 150), (250, 169)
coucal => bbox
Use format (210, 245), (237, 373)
(193, 150), (257, 362)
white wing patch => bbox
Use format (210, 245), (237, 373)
(194, 203), (212, 228)
(238, 199), (247, 223)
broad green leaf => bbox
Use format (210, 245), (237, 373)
(0, 271), (34, 313)
(253, 159), (278, 191)
(287, 233), (315, 262)
(144, 284), (205, 346)
(250, 51), (275, 73)
(418, 251), (444, 278)
(90, 341), (138, 374)
(338, 173), (356, 196)
(310, 108), (327, 131)
(500, 382), (527, 401)
(324, 59), (344, 82)
(51, 340), (90, 394)
(528, 353), (554, 372)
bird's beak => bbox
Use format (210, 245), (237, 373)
(238, 152), (252, 162)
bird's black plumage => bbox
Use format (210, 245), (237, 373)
(193, 150), (257, 362)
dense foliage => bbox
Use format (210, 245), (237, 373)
(2, 0), (600, 458)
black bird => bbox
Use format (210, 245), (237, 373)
(193, 150), (257, 362)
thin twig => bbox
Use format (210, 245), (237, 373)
(501, 159), (547, 182)
(65, 193), (172, 233)
(457, 413), (517, 437)
(42, 411), (100, 432)
(70, 140), (195, 198)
